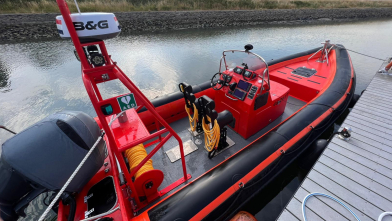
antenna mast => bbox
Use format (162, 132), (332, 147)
(73, 0), (81, 14)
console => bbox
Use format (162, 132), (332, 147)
(214, 68), (290, 139)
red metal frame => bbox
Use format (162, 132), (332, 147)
(56, 0), (190, 216)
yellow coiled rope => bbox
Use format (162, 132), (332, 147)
(185, 103), (198, 132)
(202, 116), (220, 152)
(124, 144), (154, 180)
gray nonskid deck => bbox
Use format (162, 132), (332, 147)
(140, 96), (305, 212)
(277, 63), (392, 221)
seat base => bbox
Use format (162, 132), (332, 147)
(217, 110), (234, 128)
(204, 136), (236, 157)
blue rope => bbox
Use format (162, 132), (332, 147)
(302, 192), (361, 221)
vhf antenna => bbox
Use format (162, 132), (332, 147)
(73, 0), (81, 14)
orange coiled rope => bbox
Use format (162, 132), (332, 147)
(185, 103), (198, 132)
(202, 116), (220, 152)
(124, 144), (154, 180)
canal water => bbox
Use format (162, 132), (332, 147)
(1, 18), (392, 220)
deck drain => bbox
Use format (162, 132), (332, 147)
(195, 139), (202, 145)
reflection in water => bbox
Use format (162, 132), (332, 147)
(2, 19), (392, 144)
(1, 18), (392, 220)
(0, 60), (11, 92)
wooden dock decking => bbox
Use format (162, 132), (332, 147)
(277, 64), (392, 221)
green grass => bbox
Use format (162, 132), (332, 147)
(1, 0), (392, 13)
(292, 1), (312, 8)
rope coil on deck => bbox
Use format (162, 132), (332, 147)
(302, 193), (392, 221)
(202, 116), (220, 152)
(125, 144), (154, 180)
(185, 103), (198, 132)
(302, 193), (360, 221)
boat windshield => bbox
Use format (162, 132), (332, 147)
(220, 50), (268, 76)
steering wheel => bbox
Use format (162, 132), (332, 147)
(211, 72), (224, 90)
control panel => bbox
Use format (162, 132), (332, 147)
(228, 79), (254, 101)
(247, 86), (258, 100)
(221, 68), (265, 103)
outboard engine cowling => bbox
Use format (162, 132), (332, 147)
(0, 111), (106, 220)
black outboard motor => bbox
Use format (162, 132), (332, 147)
(0, 111), (106, 221)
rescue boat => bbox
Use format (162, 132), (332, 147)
(0, 1), (355, 220)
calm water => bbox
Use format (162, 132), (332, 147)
(2, 19), (392, 143)
(1, 18), (392, 220)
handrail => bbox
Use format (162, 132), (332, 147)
(130, 134), (172, 178)
(112, 66), (188, 177)
(219, 49), (271, 91)
(225, 93), (238, 101)
(117, 128), (168, 152)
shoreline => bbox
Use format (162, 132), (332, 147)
(1, 8), (392, 41)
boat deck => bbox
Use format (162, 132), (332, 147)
(269, 55), (332, 102)
(142, 96), (305, 207)
(277, 61), (392, 221)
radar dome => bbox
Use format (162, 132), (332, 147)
(56, 13), (121, 43)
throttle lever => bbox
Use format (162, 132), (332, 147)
(229, 83), (237, 91)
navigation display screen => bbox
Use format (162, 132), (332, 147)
(233, 67), (243, 74)
(237, 80), (252, 92)
(244, 70), (252, 78)
(232, 89), (246, 100)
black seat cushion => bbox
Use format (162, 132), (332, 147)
(200, 95), (215, 112)
(217, 110), (233, 128)
(199, 95), (233, 127)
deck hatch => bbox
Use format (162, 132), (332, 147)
(291, 67), (317, 78)
(165, 140), (198, 163)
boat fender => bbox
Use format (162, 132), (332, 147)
(230, 211), (257, 221)
(297, 139), (328, 172)
(348, 93), (360, 108)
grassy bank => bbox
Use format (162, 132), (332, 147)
(1, 0), (392, 13)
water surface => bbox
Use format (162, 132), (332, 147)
(1, 19), (390, 144)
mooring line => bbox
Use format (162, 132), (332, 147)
(335, 45), (386, 61)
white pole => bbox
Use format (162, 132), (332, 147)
(74, 0), (81, 14)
